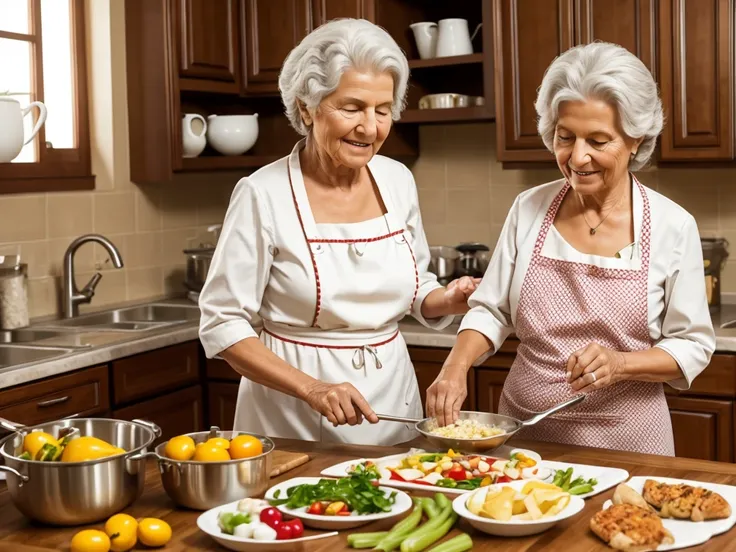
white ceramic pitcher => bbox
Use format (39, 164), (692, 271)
(436, 19), (482, 57)
(409, 22), (438, 59)
(0, 97), (47, 163)
(182, 113), (207, 158)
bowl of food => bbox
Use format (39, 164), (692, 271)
(0, 417), (160, 525)
(264, 475), (414, 530)
(137, 426), (274, 511)
(452, 479), (585, 537)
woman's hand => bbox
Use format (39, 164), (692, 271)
(567, 343), (627, 393)
(444, 276), (482, 315)
(425, 366), (468, 428)
(302, 381), (379, 427)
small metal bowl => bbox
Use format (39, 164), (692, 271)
(136, 427), (274, 511)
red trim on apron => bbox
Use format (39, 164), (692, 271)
(264, 328), (400, 349)
(307, 230), (404, 244)
(404, 238), (420, 313)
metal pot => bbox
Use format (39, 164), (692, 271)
(429, 246), (461, 285)
(184, 247), (214, 292)
(0, 417), (160, 526)
(136, 426), (274, 510)
(455, 242), (491, 278)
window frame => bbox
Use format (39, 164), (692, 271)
(0, 0), (92, 194)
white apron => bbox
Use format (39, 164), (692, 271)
(232, 145), (423, 445)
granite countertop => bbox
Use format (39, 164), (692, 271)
(2, 298), (736, 391)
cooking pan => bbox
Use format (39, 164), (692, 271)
(377, 394), (585, 453)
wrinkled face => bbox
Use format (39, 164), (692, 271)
(300, 68), (394, 170)
(553, 99), (642, 196)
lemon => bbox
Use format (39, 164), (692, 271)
(137, 518), (172, 547)
(164, 435), (196, 460)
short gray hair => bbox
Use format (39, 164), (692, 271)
(535, 42), (663, 170)
(278, 18), (410, 135)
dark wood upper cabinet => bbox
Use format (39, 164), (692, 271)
(658, 0), (735, 161)
(240, 0), (311, 94)
(575, 0), (655, 76)
(177, 0), (241, 93)
(493, 0), (574, 162)
(312, 0), (375, 25)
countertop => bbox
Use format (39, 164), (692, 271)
(3, 298), (736, 391)
(2, 436), (736, 550)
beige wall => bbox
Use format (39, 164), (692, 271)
(412, 123), (736, 294)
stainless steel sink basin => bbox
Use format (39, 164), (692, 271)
(48, 304), (200, 331)
(0, 328), (74, 344)
(0, 345), (73, 370)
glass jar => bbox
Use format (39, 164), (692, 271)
(0, 263), (29, 329)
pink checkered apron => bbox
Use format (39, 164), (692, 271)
(498, 179), (675, 456)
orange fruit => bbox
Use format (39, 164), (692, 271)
(193, 443), (231, 462)
(205, 437), (230, 450)
(164, 435), (196, 461)
(229, 435), (263, 459)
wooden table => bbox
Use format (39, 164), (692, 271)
(2, 437), (736, 551)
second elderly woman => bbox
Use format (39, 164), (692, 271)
(427, 42), (715, 456)
(198, 18), (479, 445)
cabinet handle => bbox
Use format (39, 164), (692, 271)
(37, 396), (70, 408)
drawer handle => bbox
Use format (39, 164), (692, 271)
(37, 396), (70, 408)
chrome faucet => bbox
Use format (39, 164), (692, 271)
(62, 234), (124, 318)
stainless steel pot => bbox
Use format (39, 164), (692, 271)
(184, 247), (214, 292)
(377, 394), (585, 453)
(0, 417), (160, 526)
(135, 427), (274, 511)
(429, 246), (461, 285)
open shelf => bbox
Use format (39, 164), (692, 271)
(179, 154), (282, 172)
(408, 53), (484, 69)
(398, 106), (494, 124)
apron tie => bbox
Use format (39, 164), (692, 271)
(352, 345), (383, 370)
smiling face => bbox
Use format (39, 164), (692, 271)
(554, 99), (642, 196)
(300, 68), (394, 170)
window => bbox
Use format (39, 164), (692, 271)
(0, 0), (91, 194)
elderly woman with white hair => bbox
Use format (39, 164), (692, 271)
(427, 42), (716, 456)
(198, 19), (478, 445)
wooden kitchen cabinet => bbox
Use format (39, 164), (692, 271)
(408, 347), (476, 415)
(475, 369), (508, 414)
(240, 0), (311, 94)
(0, 366), (109, 427)
(177, 0), (241, 93)
(658, 0), (735, 161)
(208, 382), (240, 429)
(667, 396), (733, 463)
(312, 0), (375, 26)
(113, 385), (204, 444)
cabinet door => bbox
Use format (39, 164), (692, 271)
(241, 0), (311, 94)
(667, 396), (733, 462)
(312, 0), (375, 26)
(658, 0), (734, 161)
(413, 361), (442, 417)
(178, 0), (240, 92)
(113, 385), (204, 445)
(475, 369), (508, 414)
(575, 0), (655, 75)
(208, 382), (240, 429)
(493, 0), (574, 162)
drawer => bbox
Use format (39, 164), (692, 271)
(665, 354), (736, 399)
(112, 341), (200, 405)
(206, 358), (240, 381)
(0, 366), (109, 426)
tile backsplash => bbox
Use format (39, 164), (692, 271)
(412, 123), (736, 294)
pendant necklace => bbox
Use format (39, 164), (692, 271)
(579, 189), (626, 236)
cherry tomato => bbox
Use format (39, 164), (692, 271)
(275, 523), (293, 540)
(288, 519), (304, 538)
(306, 502), (324, 515)
(260, 507), (283, 529)
(447, 465), (467, 481)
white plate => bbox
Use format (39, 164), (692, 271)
(320, 447), (627, 499)
(263, 476), (413, 530)
(452, 480), (586, 537)
(599, 476), (736, 551)
(197, 499), (339, 552)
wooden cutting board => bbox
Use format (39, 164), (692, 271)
(269, 450), (310, 478)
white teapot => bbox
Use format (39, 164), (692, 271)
(0, 97), (47, 163)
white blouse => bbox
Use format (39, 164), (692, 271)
(459, 178), (716, 390)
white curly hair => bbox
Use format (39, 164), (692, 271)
(535, 42), (664, 170)
(278, 18), (410, 136)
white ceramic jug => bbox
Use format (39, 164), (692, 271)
(409, 22), (438, 59)
(182, 113), (207, 158)
(0, 97), (47, 163)
(436, 19), (482, 57)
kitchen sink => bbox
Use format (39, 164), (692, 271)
(0, 328), (74, 344)
(0, 344), (74, 370)
(48, 304), (200, 331)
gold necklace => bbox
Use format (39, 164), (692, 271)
(578, 190), (626, 236)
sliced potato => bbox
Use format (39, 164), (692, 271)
(524, 493), (543, 520)
(521, 480), (563, 494)
(511, 512), (532, 521)
(542, 495), (570, 517)
(511, 498), (527, 516)
(481, 486), (515, 521)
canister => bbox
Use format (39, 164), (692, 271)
(0, 262), (29, 329)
